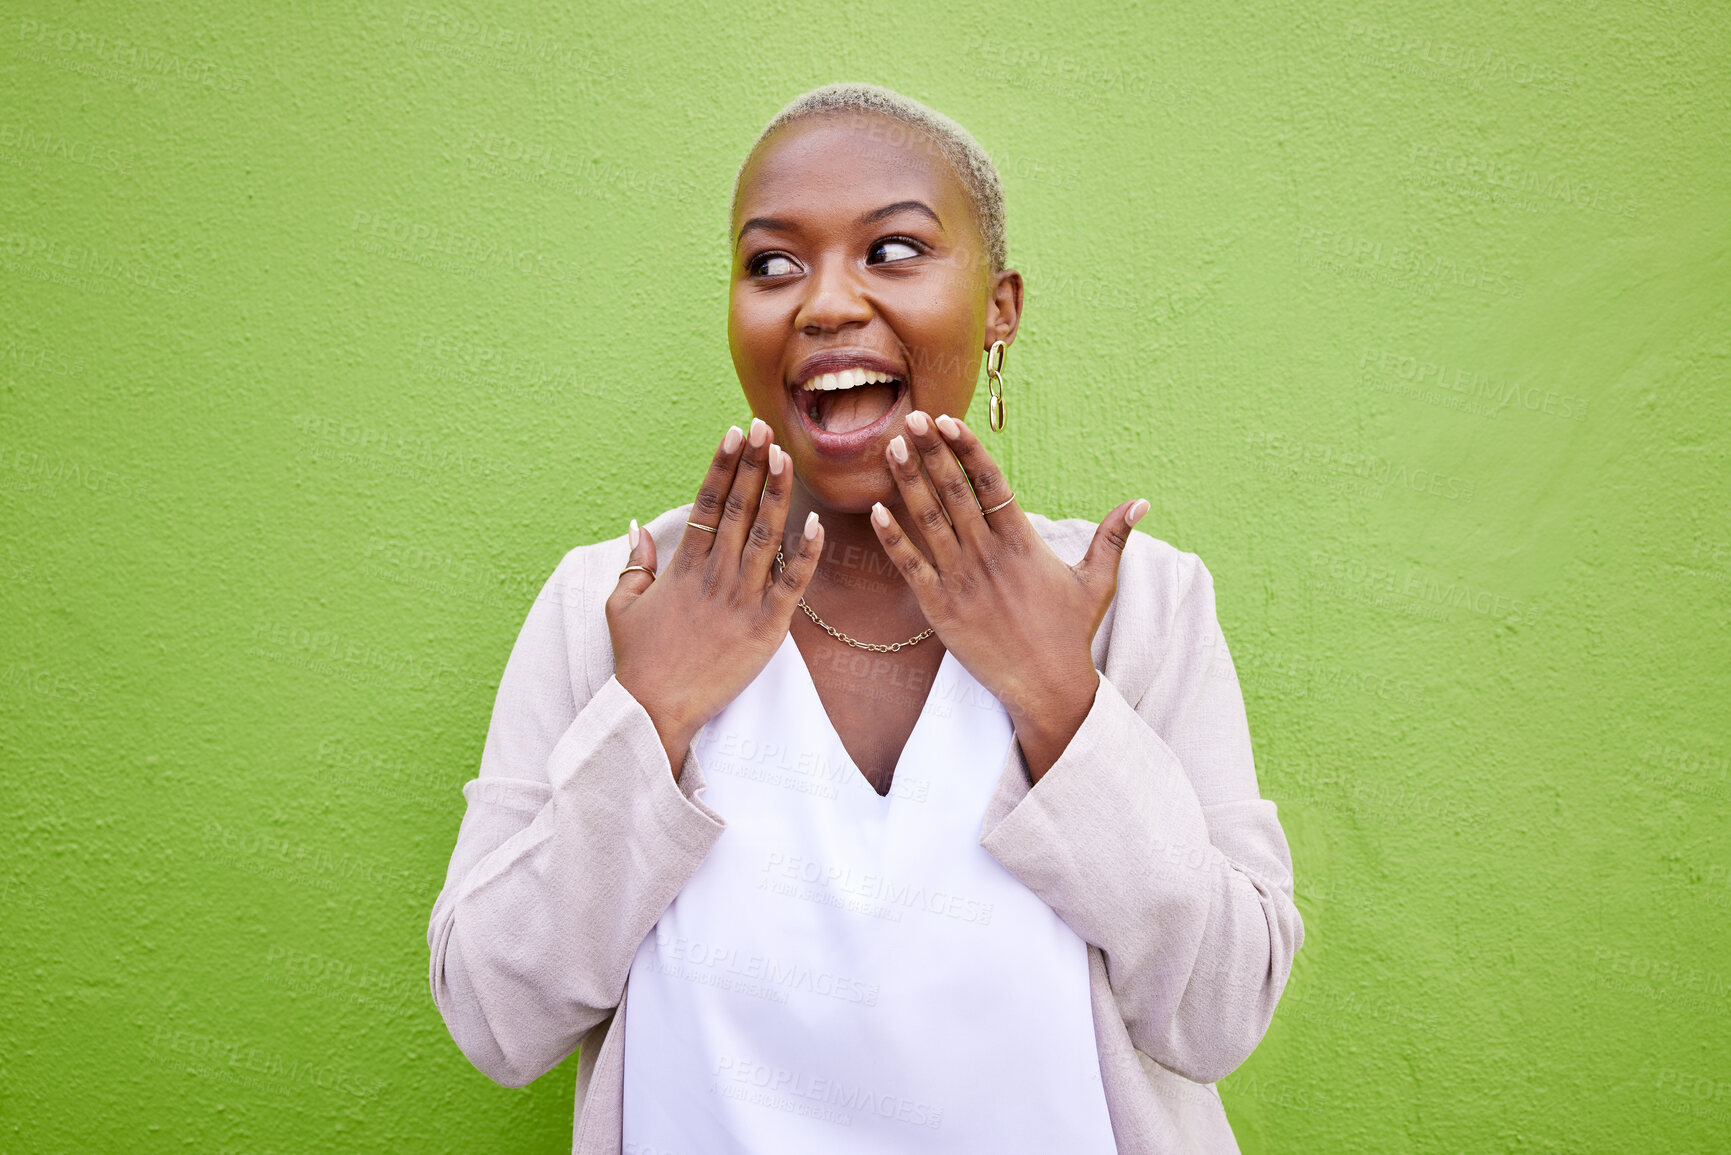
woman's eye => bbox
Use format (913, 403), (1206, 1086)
(751, 254), (799, 277)
(869, 238), (922, 264)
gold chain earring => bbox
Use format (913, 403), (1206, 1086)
(985, 339), (1007, 432)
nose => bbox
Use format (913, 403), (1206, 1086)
(793, 256), (873, 334)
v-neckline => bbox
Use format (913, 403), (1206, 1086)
(777, 632), (957, 800)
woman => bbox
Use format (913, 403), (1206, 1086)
(429, 83), (1302, 1154)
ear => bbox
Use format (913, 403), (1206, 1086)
(986, 268), (1024, 349)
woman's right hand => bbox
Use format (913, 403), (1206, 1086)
(606, 417), (824, 776)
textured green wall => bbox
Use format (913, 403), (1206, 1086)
(3, 1), (1727, 1151)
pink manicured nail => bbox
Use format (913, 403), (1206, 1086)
(804, 511), (820, 539)
(628, 518), (640, 550)
(906, 411), (930, 436)
(723, 425), (743, 453)
(768, 444), (785, 474)
(935, 414), (959, 437)
(749, 417), (770, 447)
(1127, 499), (1149, 525)
(888, 435), (909, 464)
(871, 502), (891, 528)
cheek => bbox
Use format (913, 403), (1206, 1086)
(890, 297), (981, 383)
(728, 304), (793, 416)
(728, 297), (777, 364)
(898, 266), (987, 332)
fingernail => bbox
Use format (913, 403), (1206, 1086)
(889, 435), (908, 464)
(804, 511), (820, 540)
(768, 444), (785, 474)
(1127, 499), (1149, 525)
(935, 414), (959, 437)
(628, 518), (640, 550)
(906, 411), (930, 436)
(723, 425), (743, 453)
(749, 417), (770, 447)
(871, 502), (891, 527)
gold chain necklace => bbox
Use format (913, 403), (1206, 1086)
(775, 546), (935, 653)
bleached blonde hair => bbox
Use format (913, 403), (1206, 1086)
(732, 83), (1008, 273)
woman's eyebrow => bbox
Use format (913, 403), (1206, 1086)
(857, 200), (943, 230)
(736, 216), (796, 246)
(734, 201), (944, 247)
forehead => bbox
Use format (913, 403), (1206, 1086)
(734, 113), (974, 232)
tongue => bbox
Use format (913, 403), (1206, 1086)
(815, 383), (897, 433)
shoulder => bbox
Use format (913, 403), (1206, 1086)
(533, 506), (1220, 681)
(524, 504), (695, 697)
(546, 503), (695, 599)
(547, 505), (1212, 604)
(1026, 511), (1216, 681)
(1027, 509), (1208, 609)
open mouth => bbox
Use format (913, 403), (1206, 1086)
(799, 367), (906, 434)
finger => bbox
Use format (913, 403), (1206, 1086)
(714, 417), (774, 561)
(934, 413), (1027, 542)
(869, 500), (939, 592)
(904, 410), (989, 551)
(769, 509), (824, 614)
(674, 425), (744, 571)
(607, 518), (658, 613)
(741, 442), (793, 585)
(1076, 498), (1149, 588)
(884, 430), (962, 571)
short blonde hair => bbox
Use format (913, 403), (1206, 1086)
(733, 83), (1008, 273)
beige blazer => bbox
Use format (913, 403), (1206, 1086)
(428, 503), (1304, 1154)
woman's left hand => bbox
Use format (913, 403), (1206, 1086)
(872, 410), (1150, 781)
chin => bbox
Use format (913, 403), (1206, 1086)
(801, 464), (899, 516)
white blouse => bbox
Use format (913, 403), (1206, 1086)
(428, 507), (1305, 1154)
(621, 633), (1116, 1153)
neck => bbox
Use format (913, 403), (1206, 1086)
(783, 478), (932, 634)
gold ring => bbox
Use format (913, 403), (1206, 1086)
(686, 520), (718, 533)
(619, 564), (655, 578)
(980, 493), (1016, 516)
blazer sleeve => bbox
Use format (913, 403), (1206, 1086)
(426, 540), (725, 1087)
(979, 538), (1303, 1085)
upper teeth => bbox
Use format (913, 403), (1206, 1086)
(801, 367), (897, 391)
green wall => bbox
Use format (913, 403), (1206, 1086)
(3, 2), (1727, 1150)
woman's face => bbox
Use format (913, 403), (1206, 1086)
(729, 112), (1021, 513)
